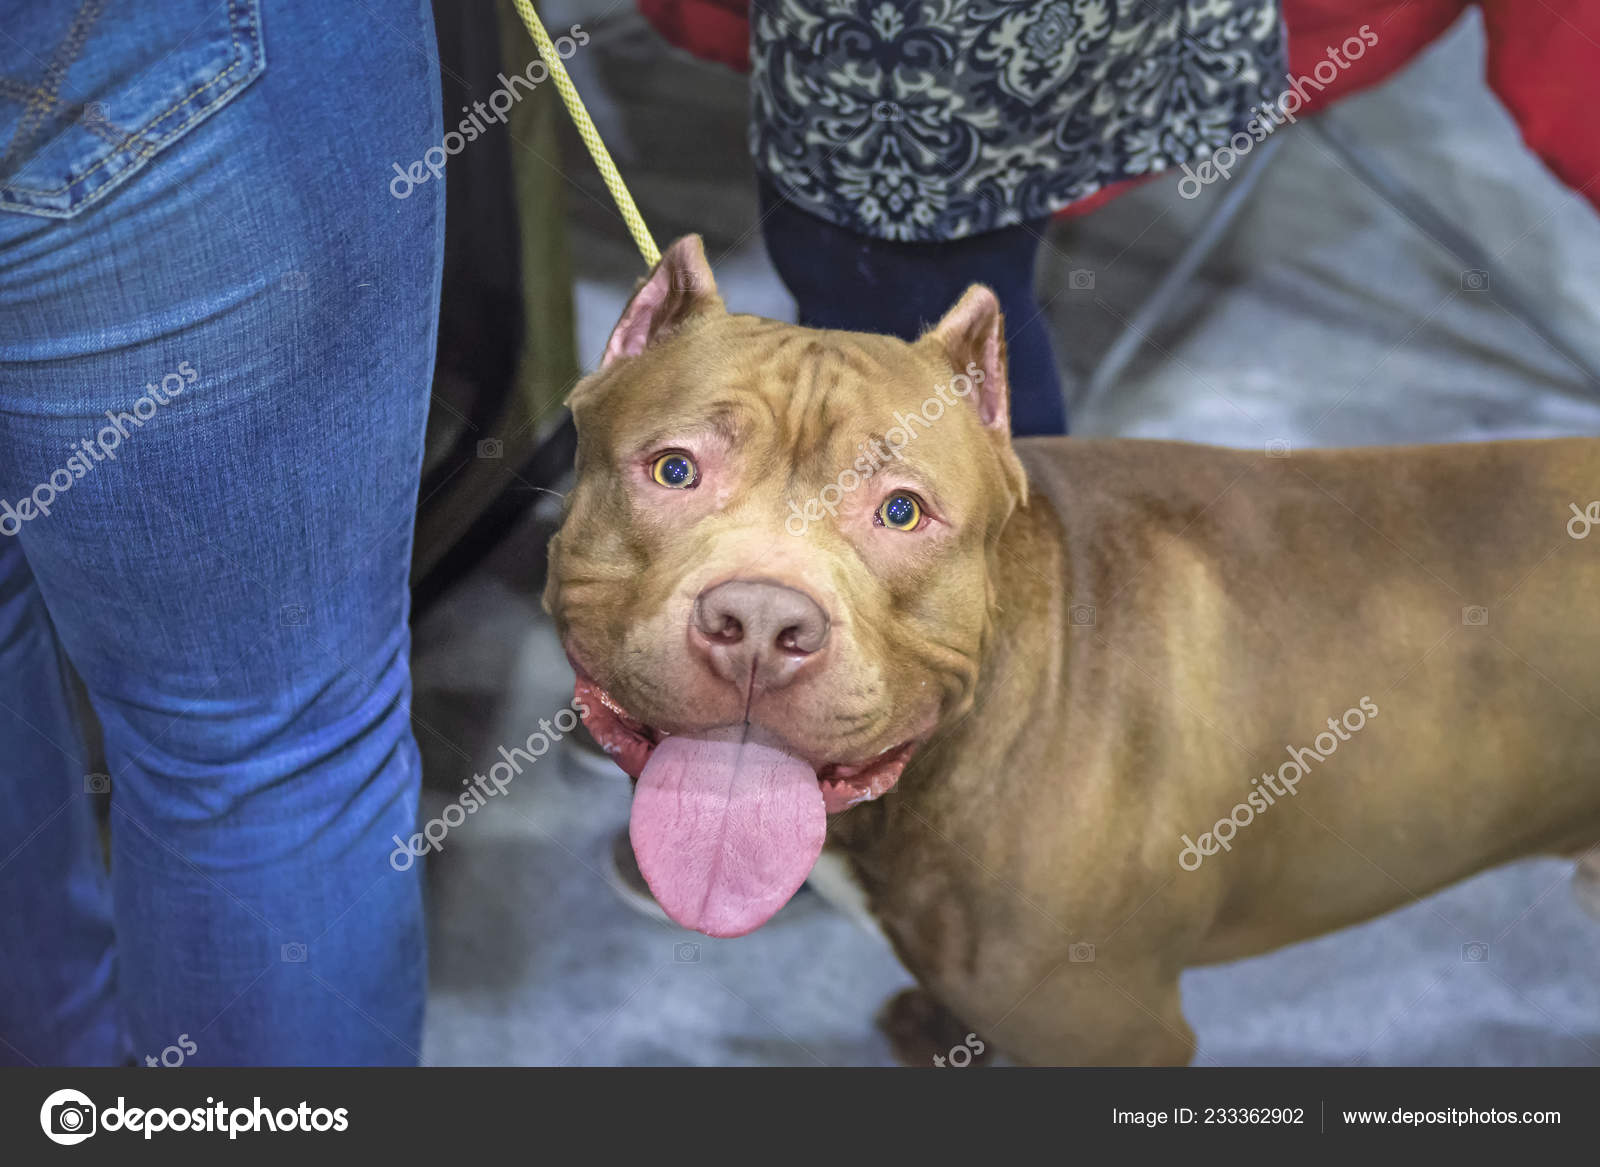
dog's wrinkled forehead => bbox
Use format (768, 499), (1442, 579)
(588, 323), (965, 473)
(568, 235), (1027, 519)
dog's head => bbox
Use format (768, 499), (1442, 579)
(545, 235), (1027, 936)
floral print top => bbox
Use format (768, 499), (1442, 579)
(750, 0), (1286, 240)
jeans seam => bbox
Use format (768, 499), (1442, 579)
(3, 0), (256, 199)
(0, 0), (105, 174)
(81, 117), (134, 148)
(0, 80), (134, 148)
(0, 77), (45, 103)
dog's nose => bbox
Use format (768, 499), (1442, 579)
(691, 579), (830, 689)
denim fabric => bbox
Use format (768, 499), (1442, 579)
(758, 179), (1069, 436)
(0, 0), (443, 1065)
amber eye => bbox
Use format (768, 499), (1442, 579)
(876, 491), (923, 531)
(650, 451), (698, 489)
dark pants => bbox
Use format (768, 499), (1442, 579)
(757, 181), (1068, 437)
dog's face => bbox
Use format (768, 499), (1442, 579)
(545, 236), (1027, 936)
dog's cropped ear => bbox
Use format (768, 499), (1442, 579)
(923, 284), (1011, 432)
(923, 284), (1028, 512)
(602, 235), (723, 367)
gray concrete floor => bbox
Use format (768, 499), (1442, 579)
(412, 8), (1600, 1065)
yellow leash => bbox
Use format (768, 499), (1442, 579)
(510, 0), (662, 268)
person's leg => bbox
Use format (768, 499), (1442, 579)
(0, 0), (442, 1065)
(0, 541), (121, 1066)
(757, 181), (1069, 436)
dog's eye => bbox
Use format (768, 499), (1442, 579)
(650, 451), (699, 489)
(875, 491), (923, 531)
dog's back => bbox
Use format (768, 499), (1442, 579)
(1016, 436), (1600, 960)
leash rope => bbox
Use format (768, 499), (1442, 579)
(510, 0), (662, 268)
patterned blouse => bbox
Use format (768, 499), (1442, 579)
(749, 0), (1286, 241)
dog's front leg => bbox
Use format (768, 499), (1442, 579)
(963, 961), (1195, 1067)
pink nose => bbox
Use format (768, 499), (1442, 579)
(691, 579), (830, 690)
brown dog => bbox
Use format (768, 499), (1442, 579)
(544, 235), (1600, 1065)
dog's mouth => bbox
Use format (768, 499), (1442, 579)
(572, 672), (916, 812)
(572, 669), (917, 938)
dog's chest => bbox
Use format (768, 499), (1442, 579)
(807, 849), (895, 949)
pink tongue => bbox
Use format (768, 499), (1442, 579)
(630, 730), (826, 938)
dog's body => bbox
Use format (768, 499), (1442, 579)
(834, 435), (1600, 1064)
(547, 237), (1600, 1065)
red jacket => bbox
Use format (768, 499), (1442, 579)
(637, 0), (1600, 218)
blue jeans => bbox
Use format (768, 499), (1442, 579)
(0, 0), (443, 1065)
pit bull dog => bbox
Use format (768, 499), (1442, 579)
(544, 235), (1600, 1065)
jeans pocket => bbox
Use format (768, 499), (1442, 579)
(0, 0), (265, 219)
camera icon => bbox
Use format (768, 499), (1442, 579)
(1461, 269), (1490, 292)
(82, 101), (109, 126)
(51, 1100), (94, 1135)
(279, 270), (310, 291)
(84, 772), (111, 794)
(1265, 438), (1292, 458)
(871, 100), (904, 122)
(40, 1089), (97, 1145)
(281, 941), (308, 963)
(1461, 941), (1489, 963)
(1068, 269), (1096, 291)
(477, 438), (503, 459)
(1069, 942), (1096, 963)
(279, 603), (308, 627)
(1462, 605), (1489, 627)
(1068, 604), (1096, 627)
(673, 942), (700, 963)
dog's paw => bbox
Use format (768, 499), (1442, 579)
(1574, 854), (1600, 921)
(877, 987), (994, 1068)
